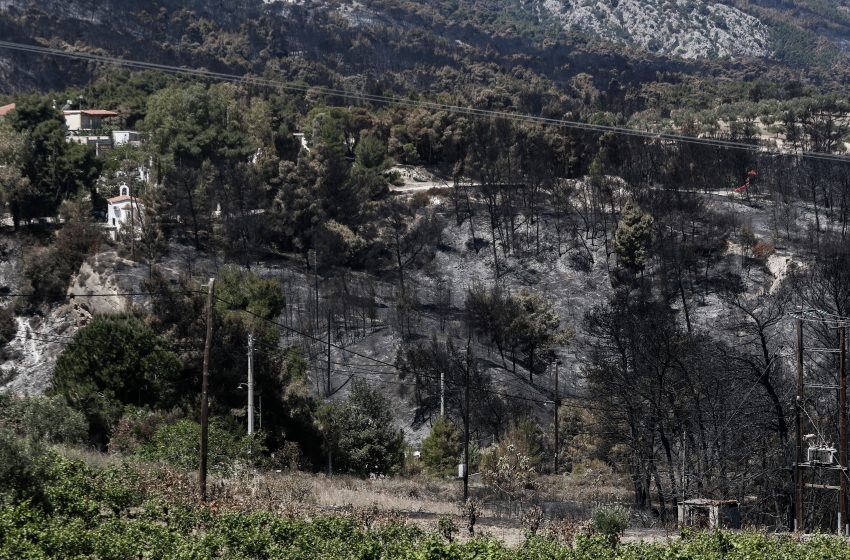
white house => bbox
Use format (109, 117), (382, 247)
(64, 109), (120, 155)
(63, 109), (118, 131)
(106, 185), (145, 239)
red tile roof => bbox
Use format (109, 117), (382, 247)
(63, 109), (119, 117)
(0, 103), (15, 117)
(81, 109), (118, 117)
(106, 194), (141, 204)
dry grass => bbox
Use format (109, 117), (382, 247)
(537, 463), (632, 504)
(60, 446), (629, 513)
(305, 473), (459, 514)
(52, 446), (630, 546)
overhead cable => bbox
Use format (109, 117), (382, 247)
(3, 40), (850, 163)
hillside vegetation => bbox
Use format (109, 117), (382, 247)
(3, 0), (850, 545)
(3, 445), (850, 557)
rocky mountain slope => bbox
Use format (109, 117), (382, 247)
(0, 184), (801, 446)
(540, 0), (772, 60)
(1, 0), (850, 96)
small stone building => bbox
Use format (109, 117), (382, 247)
(678, 499), (741, 530)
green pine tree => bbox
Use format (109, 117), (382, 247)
(614, 200), (654, 273)
(421, 416), (462, 478)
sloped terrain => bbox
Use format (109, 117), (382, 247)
(541, 0), (771, 59)
(1, 0), (849, 97)
(0, 182), (801, 449)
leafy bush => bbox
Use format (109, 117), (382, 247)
(39, 455), (144, 520)
(108, 407), (183, 455)
(400, 142), (419, 164)
(20, 200), (104, 307)
(318, 379), (405, 476)
(386, 169), (404, 186)
(4, 458), (850, 560)
(481, 443), (536, 514)
(591, 504), (629, 546)
(51, 314), (182, 439)
(0, 394), (87, 444)
(436, 514), (457, 541)
(138, 417), (256, 473)
(0, 430), (42, 504)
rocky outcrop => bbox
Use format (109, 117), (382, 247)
(540, 0), (772, 60)
(0, 302), (90, 395)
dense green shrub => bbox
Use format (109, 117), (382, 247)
(108, 407), (183, 455)
(0, 430), (42, 504)
(51, 314), (182, 439)
(591, 504), (629, 546)
(318, 379), (405, 476)
(421, 416), (462, 477)
(4, 453), (850, 559)
(138, 417), (256, 473)
(20, 200), (104, 307)
(0, 394), (87, 444)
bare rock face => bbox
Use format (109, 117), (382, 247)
(0, 243), (214, 396)
(0, 302), (90, 395)
(0, 249), (142, 395)
(540, 0), (771, 60)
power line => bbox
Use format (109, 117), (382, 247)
(216, 295), (399, 369)
(9, 332), (72, 345)
(0, 290), (202, 298)
(3, 40), (850, 163)
(789, 309), (850, 327)
(231, 293), (780, 412)
(217, 294), (564, 405)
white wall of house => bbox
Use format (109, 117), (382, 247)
(64, 112), (83, 130)
(64, 111), (111, 131)
(112, 131), (141, 146)
(106, 185), (145, 236)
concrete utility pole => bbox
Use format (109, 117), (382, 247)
(440, 368), (445, 417)
(795, 318), (804, 532)
(129, 186), (136, 260)
(326, 308), (332, 396)
(247, 334), (255, 436)
(682, 429), (686, 503)
(838, 327), (848, 535)
(311, 248), (320, 328)
(463, 337), (471, 502)
(199, 277), (215, 502)
(553, 360), (560, 475)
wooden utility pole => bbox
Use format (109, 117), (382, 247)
(554, 360), (560, 475)
(838, 327), (848, 535)
(795, 318), (804, 532)
(199, 277), (215, 502)
(463, 337), (471, 502)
